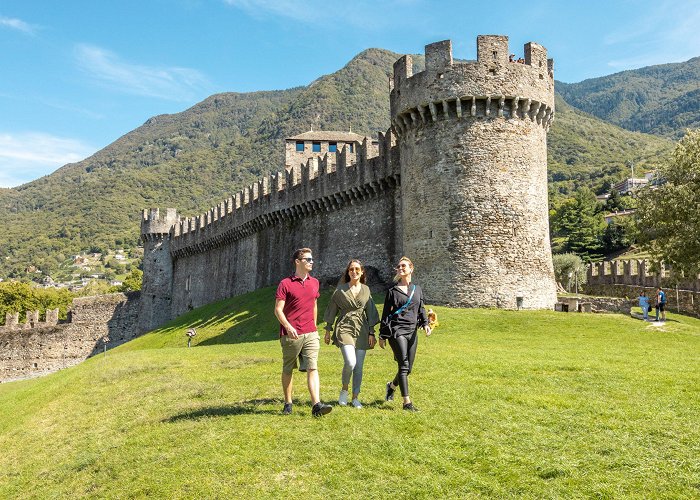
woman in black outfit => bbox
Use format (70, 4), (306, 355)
(379, 256), (431, 411)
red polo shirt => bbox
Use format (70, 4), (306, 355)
(275, 274), (320, 337)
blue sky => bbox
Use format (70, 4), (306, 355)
(1, 0), (699, 187)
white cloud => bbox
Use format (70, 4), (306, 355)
(0, 16), (37, 34)
(605, 1), (700, 70)
(0, 133), (95, 188)
(74, 44), (211, 101)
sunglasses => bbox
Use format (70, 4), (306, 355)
(396, 263), (410, 269)
(300, 257), (314, 263)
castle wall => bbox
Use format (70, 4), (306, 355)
(584, 259), (700, 317)
(0, 293), (141, 382)
(140, 134), (402, 321)
(169, 183), (401, 316)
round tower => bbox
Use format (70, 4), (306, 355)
(139, 207), (178, 332)
(390, 36), (557, 309)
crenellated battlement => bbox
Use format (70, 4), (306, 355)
(161, 131), (396, 258)
(141, 208), (179, 240)
(586, 259), (700, 290)
(390, 36), (554, 135)
(0, 309), (59, 331)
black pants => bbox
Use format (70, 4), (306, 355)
(388, 331), (417, 397)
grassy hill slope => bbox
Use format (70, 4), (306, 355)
(1, 288), (698, 498)
(557, 57), (700, 139)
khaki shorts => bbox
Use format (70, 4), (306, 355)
(280, 331), (320, 374)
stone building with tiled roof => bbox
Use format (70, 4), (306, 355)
(284, 130), (377, 169)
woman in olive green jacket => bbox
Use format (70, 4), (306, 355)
(323, 259), (380, 408)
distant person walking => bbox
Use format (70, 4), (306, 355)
(638, 291), (650, 321)
(379, 256), (431, 412)
(323, 259), (380, 408)
(655, 287), (667, 322)
(274, 248), (332, 417)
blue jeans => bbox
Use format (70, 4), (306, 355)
(641, 305), (649, 320)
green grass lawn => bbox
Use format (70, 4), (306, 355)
(1, 287), (699, 498)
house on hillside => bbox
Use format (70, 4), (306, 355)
(613, 177), (648, 195)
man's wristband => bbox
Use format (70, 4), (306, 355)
(368, 333), (375, 336)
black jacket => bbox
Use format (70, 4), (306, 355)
(379, 283), (428, 339)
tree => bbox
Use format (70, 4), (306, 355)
(602, 218), (634, 254)
(635, 129), (700, 276)
(603, 189), (625, 212)
(550, 188), (606, 260)
(119, 269), (143, 292)
(0, 282), (38, 323)
(552, 253), (587, 293)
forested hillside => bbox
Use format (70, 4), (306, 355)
(548, 94), (672, 195)
(557, 57), (700, 139)
(0, 49), (674, 279)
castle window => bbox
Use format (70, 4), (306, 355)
(492, 50), (498, 60)
(328, 142), (337, 153)
(295, 141), (304, 152)
(185, 275), (191, 292)
(312, 142), (321, 152)
(349, 143), (355, 153)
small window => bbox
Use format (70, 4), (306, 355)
(492, 50), (497, 60)
(312, 142), (321, 152)
(295, 141), (304, 152)
(349, 143), (354, 153)
(328, 142), (337, 153)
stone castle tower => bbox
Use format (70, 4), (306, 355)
(391, 37), (557, 308)
(139, 35), (557, 332)
(140, 208), (178, 332)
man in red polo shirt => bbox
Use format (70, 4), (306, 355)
(275, 248), (332, 417)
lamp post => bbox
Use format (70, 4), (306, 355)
(186, 328), (196, 348)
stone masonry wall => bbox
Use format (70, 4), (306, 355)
(169, 183), (401, 317)
(0, 293), (140, 382)
(585, 284), (700, 318)
(585, 259), (700, 317)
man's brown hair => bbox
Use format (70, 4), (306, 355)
(292, 248), (313, 262)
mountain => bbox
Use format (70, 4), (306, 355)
(557, 57), (700, 139)
(0, 49), (673, 279)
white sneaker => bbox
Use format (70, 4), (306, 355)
(351, 398), (362, 408)
(338, 390), (349, 406)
